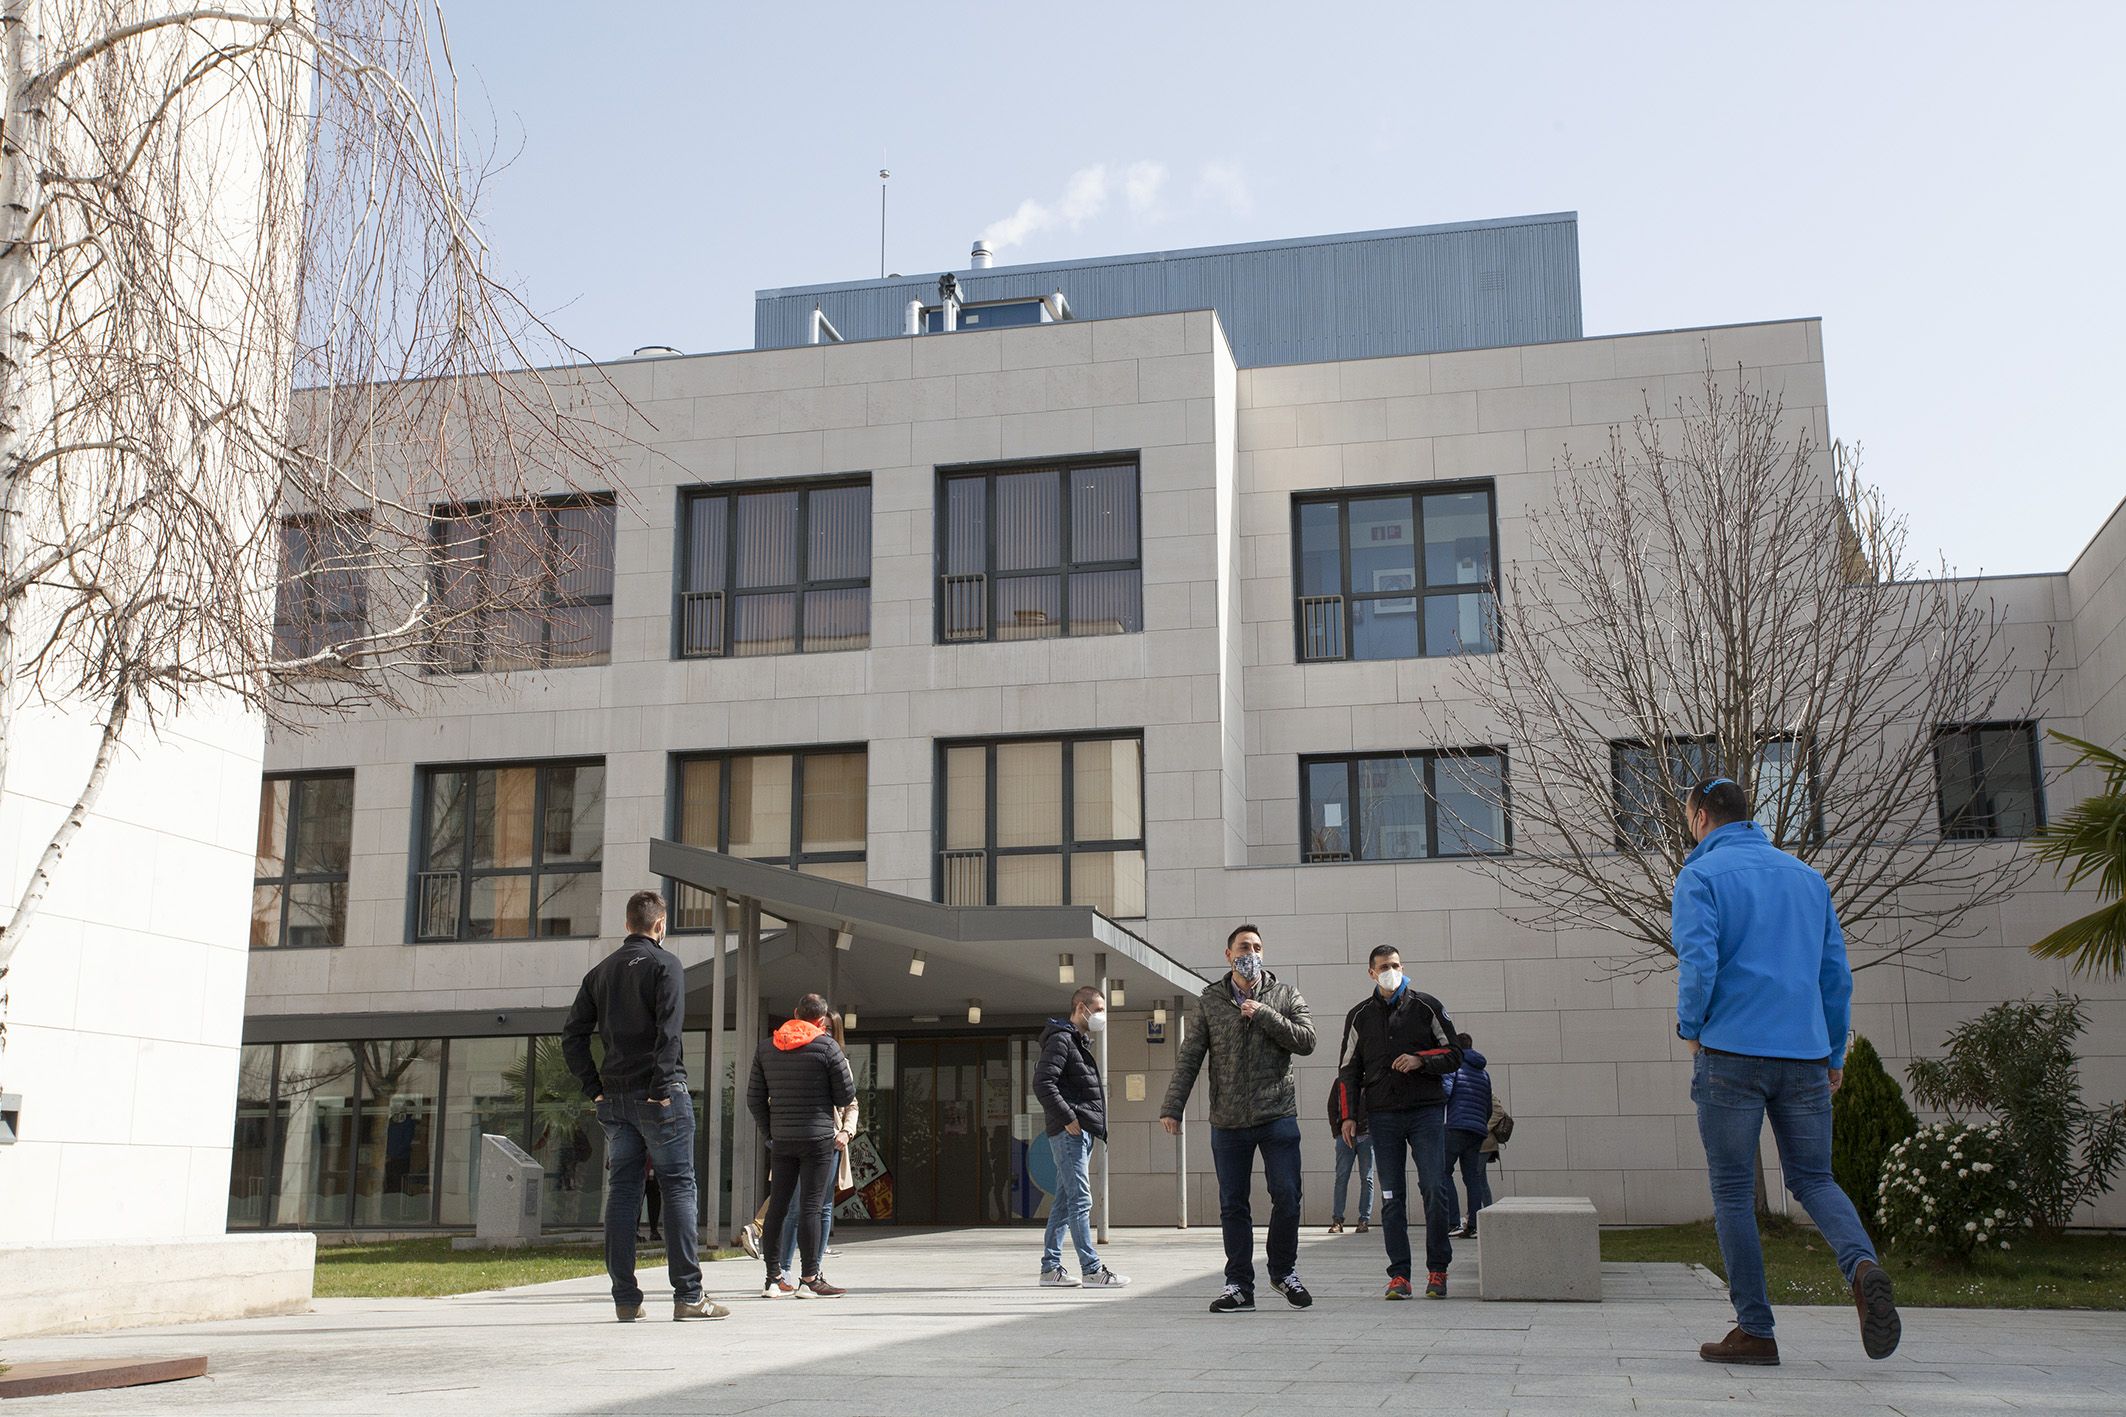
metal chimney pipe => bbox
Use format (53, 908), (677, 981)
(969, 240), (994, 269)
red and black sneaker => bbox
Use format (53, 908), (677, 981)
(1425, 1269), (1448, 1299)
(1384, 1276), (1413, 1300)
(794, 1275), (846, 1299)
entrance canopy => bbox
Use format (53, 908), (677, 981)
(649, 839), (1207, 1024)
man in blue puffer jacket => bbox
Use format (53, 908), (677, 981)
(1441, 1033), (1491, 1237)
(1674, 776), (1900, 1368)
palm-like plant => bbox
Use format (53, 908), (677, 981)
(2028, 733), (2126, 977)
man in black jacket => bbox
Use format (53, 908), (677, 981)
(1336, 944), (1464, 1300)
(747, 992), (857, 1300)
(562, 890), (725, 1322)
(1033, 986), (1131, 1289)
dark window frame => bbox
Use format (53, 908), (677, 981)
(1290, 479), (1500, 663)
(1608, 734), (1823, 852)
(932, 730), (1148, 917)
(664, 744), (870, 931)
(1297, 749), (1512, 863)
(252, 771), (356, 950)
(428, 495), (616, 673)
(411, 757), (605, 943)
(934, 456), (1145, 645)
(1933, 721), (2046, 841)
(674, 475), (873, 660)
(273, 515), (370, 664)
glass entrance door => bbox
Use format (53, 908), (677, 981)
(892, 1034), (1040, 1224)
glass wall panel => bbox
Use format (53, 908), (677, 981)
(536, 871), (602, 938)
(994, 574), (1061, 640)
(1070, 465), (1138, 562)
(1297, 501), (1342, 597)
(1295, 483), (1497, 663)
(255, 779), (290, 878)
(807, 484), (871, 581)
(1067, 570), (1140, 636)
(526, 1036), (606, 1228)
(473, 766), (538, 870)
(228, 1045), (276, 1227)
(543, 764), (605, 864)
(1069, 850), (1146, 918)
(944, 746), (987, 852)
(272, 1042), (357, 1227)
(735, 490), (800, 588)
(1435, 755), (1506, 855)
(1073, 738), (1142, 842)
(996, 742), (1062, 848)
(941, 477), (986, 578)
(1422, 490), (1493, 585)
(1347, 495), (1417, 588)
(1305, 761), (1352, 860)
(997, 852), (1063, 905)
(994, 471), (1060, 571)
(802, 588), (869, 653)
(1424, 590), (1495, 656)
(352, 1041), (442, 1227)
(683, 495), (728, 597)
(732, 591), (798, 656)
(285, 882), (346, 949)
(1350, 597), (1420, 660)
(1357, 757), (1429, 861)
(728, 755), (794, 858)
(439, 1036), (530, 1226)
(802, 752), (867, 853)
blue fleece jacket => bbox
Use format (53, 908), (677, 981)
(1672, 821), (1852, 1068)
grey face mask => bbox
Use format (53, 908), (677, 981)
(1232, 952), (1262, 983)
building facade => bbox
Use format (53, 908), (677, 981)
(234, 218), (2126, 1236)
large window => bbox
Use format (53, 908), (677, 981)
(667, 748), (868, 928)
(431, 497), (614, 671)
(1293, 483), (1496, 661)
(1935, 723), (2044, 840)
(678, 480), (871, 658)
(1611, 737), (1815, 851)
(251, 772), (354, 949)
(1301, 750), (1508, 862)
(938, 734), (1145, 917)
(937, 461), (1142, 644)
(273, 516), (367, 662)
(415, 760), (604, 941)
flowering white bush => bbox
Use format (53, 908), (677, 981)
(1877, 1121), (2027, 1263)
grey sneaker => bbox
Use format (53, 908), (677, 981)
(737, 1222), (761, 1259)
(673, 1296), (731, 1321)
(1082, 1267), (1131, 1288)
(1041, 1268), (1082, 1287)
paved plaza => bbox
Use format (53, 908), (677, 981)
(5, 1228), (2122, 1415)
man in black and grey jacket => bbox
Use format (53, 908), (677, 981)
(1336, 944), (1464, 1300)
(1033, 986), (1130, 1289)
(747, 992), (857, 1299)
(563, 890), (724, 1322)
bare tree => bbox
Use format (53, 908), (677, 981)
(1428, 365), (2056, 978)
(0, 4), (619, 1000)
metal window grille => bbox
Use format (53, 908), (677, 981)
(415, 871), (461, 942)
(940, 850), (987, 906)
(1298, 595), (1347, 661)
(678, 590), (726, 658)
(940, 574), (988, 643)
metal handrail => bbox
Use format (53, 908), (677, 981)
(678, 590), (726, 658)
(1298, 594), (1346, 661)
(940, 574), (987, 643)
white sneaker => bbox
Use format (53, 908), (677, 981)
(1041, 1268), (1082, 1287)
(1082, 1268), (1131, 1288)
(761, 1274), (793, 1299)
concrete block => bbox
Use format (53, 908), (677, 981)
(0, 1233), (315, 1338)
(1477, 1196), (1601, 1301)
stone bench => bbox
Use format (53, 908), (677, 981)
(1478, 1196), (1602, 1302)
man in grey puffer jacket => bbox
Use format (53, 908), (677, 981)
(1160, 924), (1316, 1313)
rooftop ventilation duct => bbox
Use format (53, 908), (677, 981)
(632, 344), (681, 357)
(969, 240), (994, 269)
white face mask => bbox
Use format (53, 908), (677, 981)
(1084, 1009), (1108, 1033)
(1375, 967), (1405, 994)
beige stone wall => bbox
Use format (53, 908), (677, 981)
(250, 312), (2125, 1227)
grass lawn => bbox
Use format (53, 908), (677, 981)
(1602, 1217), (2126, 1310)
(315, 1237), (744, 1299)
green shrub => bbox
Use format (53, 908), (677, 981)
(1832, 1034), (1917, 1235)
(1907, 994), (2126, 1233)
(1878, 1120), (2027, 1264)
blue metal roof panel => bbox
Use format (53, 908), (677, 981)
(754, 213), (1581, 367)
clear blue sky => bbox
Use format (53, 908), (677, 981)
(445, 0), (2122, 577)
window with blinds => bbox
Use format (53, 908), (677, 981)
(936, 461), (1142, 645)
(274, 515), (368, 664)
(936, 733), (1145, 918)
(1293, 481), (1496, 662)
(429, 498), (614, 672)
(677, 479), (871, 658)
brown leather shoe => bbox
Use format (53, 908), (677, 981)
(1700, 1326), (1779, 1365)
(1852, 1258), (1901, 1359)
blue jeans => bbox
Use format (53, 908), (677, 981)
(1332, 1134), (1374, 1222)
(1041, 1129), (1102, 1275)
(1209, 1115), (1303, 1291)
(1443, 1127), (1491, 1229)
(1693, 1050), (1877, 1338)
(776, 1155), (838, 1276)
(1369, 1104), (1453, 1278)
(596, 1088), (700, 1306)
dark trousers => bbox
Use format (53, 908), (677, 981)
(1443, 1127), (1491, 1229)
(760, 1137), (837, 1282)
(1370, 1104), (1454, 1279)
(1208, 1115), (1303, 1292)
(596, 1089), (700, 1307)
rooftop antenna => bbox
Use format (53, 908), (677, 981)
(878, 160), (890, 280)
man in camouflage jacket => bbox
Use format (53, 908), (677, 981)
(1160, 924), (1316, 1312)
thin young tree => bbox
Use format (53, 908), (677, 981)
(0, 4), (619, 1020)
(1426, 364), (2056, 979)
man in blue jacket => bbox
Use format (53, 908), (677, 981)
(1674, 778), (1900, 1366)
